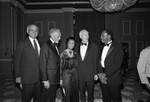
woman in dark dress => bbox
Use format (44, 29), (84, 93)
(60, 37), (79, 102)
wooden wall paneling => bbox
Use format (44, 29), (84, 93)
(48, 21), (56, 34)
(10, 6), (16, 76)
(105, 14), (123, 43)
(35, 21), (43, 37)
(136, 20), (144, 35)
(105, 11), (150, 69)
(122, 41), (131, 57)
(74, 11), (105, 46)
(123, 20), (131, 35)
(122, 41), (131, 66)
(25, 12), (74, 52)
(21, 14), (25, 40)
(61, 12), (74, 51)
(136, 41), (144, 58)
(11, 6), (15, 57)
(0, 2), (13, 76)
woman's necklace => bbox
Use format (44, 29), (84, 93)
(66, 49), (73, 58)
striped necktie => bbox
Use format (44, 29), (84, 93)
(34, 40), (38, 56)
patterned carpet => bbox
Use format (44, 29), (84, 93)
(0, 68), (150, 102)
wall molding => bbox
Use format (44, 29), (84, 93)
(25, 9), (64, 14)
(25, 8), (94, 14)
(136, 41), (144, 57)
(136, 20), (144, 35)
(0, 59), (13, 61)
(123, 20), (131, 35)
(35, 21), (43, 37)
(0, 0), (25, 12)
(20, 1), (89, 5)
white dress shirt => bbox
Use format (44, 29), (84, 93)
(29, 37), (40, 56)
(101, 41), (112, 68)
(80, 42), (88, 61)
(50, 38), (59, 55)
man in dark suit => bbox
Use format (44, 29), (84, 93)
(40, 28), (61, 102)
(75, 29), (98, 102)
(94, 29), (123, 102)
(14, 24), (41, 102)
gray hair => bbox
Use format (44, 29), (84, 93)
(49, 28), (60, 37)
(26, 24), (39, 34)
(79, 29), (89, 39)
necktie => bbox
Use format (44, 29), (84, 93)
(53, 43), (59, 55)
(53, 43), (58, 46)
(105, 44), (109, 46)
(105, 42), (112, 46)
(81, 43), (87, 46)
(34, 40), (38, 56)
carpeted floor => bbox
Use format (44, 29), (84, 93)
(0, 68), (150, 102)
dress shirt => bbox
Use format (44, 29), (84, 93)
(29, 37), (40, 56)
(80, 42), (88, 61)
(50, 38), (59, 55)
(137, 46), (150, 84)
(101, 41), (112, 68)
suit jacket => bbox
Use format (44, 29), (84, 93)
(137, 46), (150, 84)
(75, 42), (98, 82)
(14, 38), (40, 84)
(97, 42), (123, 85)
(40, 40), (60, 85)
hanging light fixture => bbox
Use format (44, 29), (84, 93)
(90, 0), (138, 12)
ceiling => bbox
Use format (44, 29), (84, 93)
(18, 0), (150, 10)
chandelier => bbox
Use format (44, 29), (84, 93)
(90, 0), (138, 12)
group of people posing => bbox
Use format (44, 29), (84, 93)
(14, 24), (124, 102)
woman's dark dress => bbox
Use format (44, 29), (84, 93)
(60, 50), (79, 102)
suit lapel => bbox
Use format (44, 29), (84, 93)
(99, 45), (104, 67)
(46, 40), (59, 57)
(26, 38), (38, 57)
(83, 42), (91, 60)
(78, 44), (82, 61)
(106, 43), (114, 58)
(99, 43), (114, 67)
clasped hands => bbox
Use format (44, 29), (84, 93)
(15, 77), (22, 89)
(43, 81), (50, 89)
(43, 80), (63, 89)
(94, 73), (107, 84)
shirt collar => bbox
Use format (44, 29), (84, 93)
(29, 36), (36, 42)
(106, 40), (112, 44)
(81, 42), (88, 46)
(50, 38), (55, 43)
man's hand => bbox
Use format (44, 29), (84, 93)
(60, 80), (63, 86)
(15, 77), (21, 83)
(98, 73), (107, 84)
(94, 75), (98, 81)
(43, 81), (50, 89)
(101, 78), (107, 84)
(15, 77), (22, 89)
(98, 73), (106, 79)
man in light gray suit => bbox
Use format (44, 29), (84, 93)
(137, 46), (150, 102)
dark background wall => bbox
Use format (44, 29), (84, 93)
(0, 1), (150, 77)
(24, 12), (74, 52)
(0, 2), (12, 76)
(106, 12), (150, 70)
